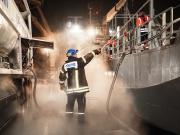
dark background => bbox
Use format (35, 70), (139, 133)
(41, 0), (180, 32)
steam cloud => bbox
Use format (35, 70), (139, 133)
(1, 29), (147, 135)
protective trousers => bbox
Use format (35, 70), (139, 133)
(141, 27), (148, 43)
(141, 31), (148, 42)
(66, 93), (86, 123)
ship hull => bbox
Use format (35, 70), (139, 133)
(106, 31), (180, 134)
(127, 77), (180, 134)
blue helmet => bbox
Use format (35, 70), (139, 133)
(66, 49), (78, 57)
(139, 9), (144, 13)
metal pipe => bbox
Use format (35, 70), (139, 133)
(117, 26), (120, 56)
(112, 42), (115, 59)
(128, 32), (131, 49)
(108, 41), (110, 59)
(28, 14), (32, 38)
(133, 16), (136, 47)
(148, 0), (154, 48)
(23, 0), (32, 37)
(123, 34), (125, 52)
(123, 1), (128, 32)
(170, 7), (174, 35)
(19, 3), (48, 36)
(137, 27), (141, 45)
(36, 7), (52, 34)
(115, 17), (136, 19)
(116, 14), (136, 16)
(106, 22), (110, 36)
(102, 0), (126, 25)
(162, 12), (166, 44)
(0, 113), (18, 132)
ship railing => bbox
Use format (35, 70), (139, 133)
(101, 1), (180, 60)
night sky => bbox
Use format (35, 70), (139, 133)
(41, 0), (180, 32)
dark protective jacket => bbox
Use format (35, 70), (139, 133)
(59, 51), (96, 94)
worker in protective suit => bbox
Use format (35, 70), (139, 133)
(106, 37), (117, 60)
(137, 9), (150, 49)
(59, 48), (101, 124)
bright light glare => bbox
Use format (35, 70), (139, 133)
(109, 29), (113, 34)
(44, 49), (49, 54)
(104, 71), (115, 76)
(88, 28), (95, 36)
(67, 21), (71, 28)
(74, 25), (80, 31)
(71, 25), (83, 33)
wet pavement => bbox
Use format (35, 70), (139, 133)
(0, 84), (142, 135)
(1, 84), (176, 135)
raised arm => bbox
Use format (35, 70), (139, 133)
(78, 49), (101, 67)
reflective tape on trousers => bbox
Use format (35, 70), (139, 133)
(66, 112), (73, 114)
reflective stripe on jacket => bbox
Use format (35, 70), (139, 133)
(59, 51), (95, 94)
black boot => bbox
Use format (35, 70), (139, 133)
(66, 113), (73, 122)
(78, 114), (86, 124)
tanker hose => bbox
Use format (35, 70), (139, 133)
(27, 67), (41, 110)
(106, 52), (139, 135)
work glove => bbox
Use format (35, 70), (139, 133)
(60, 84), (66, 91)
(93, 48), (101, 55)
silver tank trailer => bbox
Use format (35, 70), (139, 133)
(0, 14), (18, 56)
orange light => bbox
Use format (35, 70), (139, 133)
(96, 11), (98, 14)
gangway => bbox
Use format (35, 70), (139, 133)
(102, 0), (179, 60)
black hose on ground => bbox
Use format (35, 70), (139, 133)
(106, 53), (126, 116)
(106, 53), (130, 126)
(106, 60), (139, 134)
(27, 67), (41, 110)
(106, 51), (140, 135)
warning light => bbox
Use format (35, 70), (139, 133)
(96, 11), (98, 14)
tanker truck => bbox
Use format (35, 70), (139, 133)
(0, 0), (53, 131)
